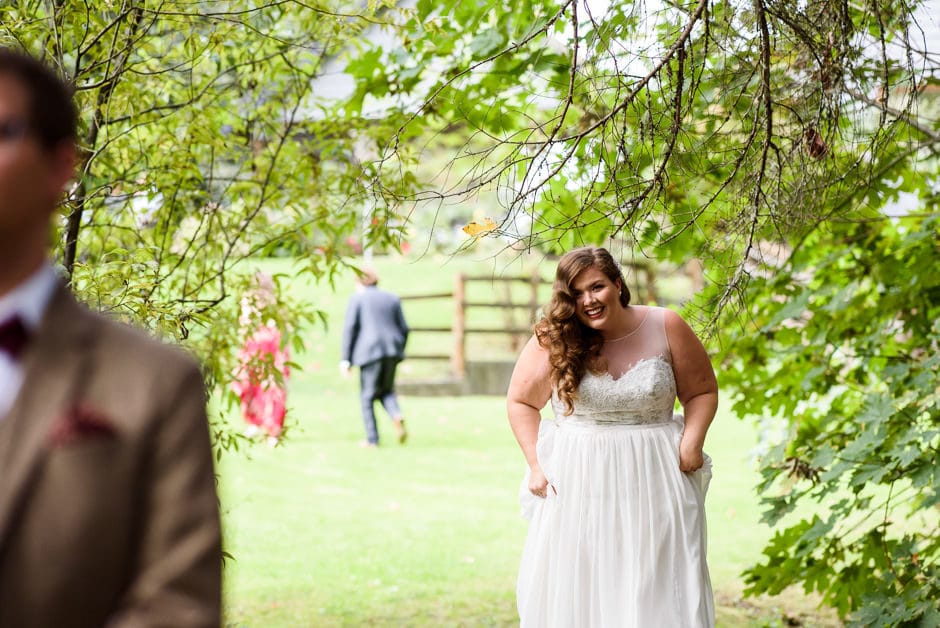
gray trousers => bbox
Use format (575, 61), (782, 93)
(359, 357), (402, 444)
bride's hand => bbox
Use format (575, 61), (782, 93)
(528, 465), (555, 498)
(678, 439), (704, 472)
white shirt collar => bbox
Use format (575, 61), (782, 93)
(0, 263), (59, 332)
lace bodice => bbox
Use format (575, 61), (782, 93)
(551, 357), (677, 425)
(550, 307), (678, 426)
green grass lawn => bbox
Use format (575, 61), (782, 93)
(218, 253), (840, 627)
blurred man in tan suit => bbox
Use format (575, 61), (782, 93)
(0, 48), (221, 627)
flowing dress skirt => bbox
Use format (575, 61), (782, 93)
(518, 417), (714, 628)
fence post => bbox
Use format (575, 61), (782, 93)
(501, 279), (520, 352)
(529, 272), (541, 325)
(452, 273), (466, 378)
(686, 258), (704, 293)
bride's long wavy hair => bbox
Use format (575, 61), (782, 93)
(534, 247), (631, 414)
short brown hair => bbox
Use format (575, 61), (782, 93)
(0, 48), (77, 150)
(357, 268), (378, 286)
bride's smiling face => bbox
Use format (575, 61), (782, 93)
(570, 266), (623, 331)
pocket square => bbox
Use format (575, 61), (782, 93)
(48, 403), (117, 447)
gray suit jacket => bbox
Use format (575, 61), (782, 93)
(341, 286), (409, 367)
(0, 284), (222, 628)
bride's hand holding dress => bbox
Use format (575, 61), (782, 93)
(663, 306), (718, 474)
(507, 335), (554, 499)
(527, 465), (551, 499)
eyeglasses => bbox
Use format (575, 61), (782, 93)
(0, 118), (29, 143)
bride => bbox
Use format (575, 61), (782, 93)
(507, 247), (717, 627)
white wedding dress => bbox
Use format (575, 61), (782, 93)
(517, 307), (714, 628)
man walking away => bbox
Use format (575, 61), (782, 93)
(340, 269), (409, 447)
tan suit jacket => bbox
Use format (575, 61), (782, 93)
(0, 285), (222, 627)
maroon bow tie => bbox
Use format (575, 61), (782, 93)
(0, 315), (29, 358)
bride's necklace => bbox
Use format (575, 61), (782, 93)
(604, 328), (640, 343)
(603, 309), (649, 343)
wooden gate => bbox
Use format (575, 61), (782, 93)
(400, 262), (656, 382)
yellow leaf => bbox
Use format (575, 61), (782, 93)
(462, 217), (498, 237)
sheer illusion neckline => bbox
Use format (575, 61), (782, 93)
(590, 355), (670, 383)
(603, 307), (652, 344)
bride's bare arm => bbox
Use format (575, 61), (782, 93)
(664, 309), (719, 472)
(507, 336), (553, 474)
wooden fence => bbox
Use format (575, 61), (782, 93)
(401, 262), (656, 379)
